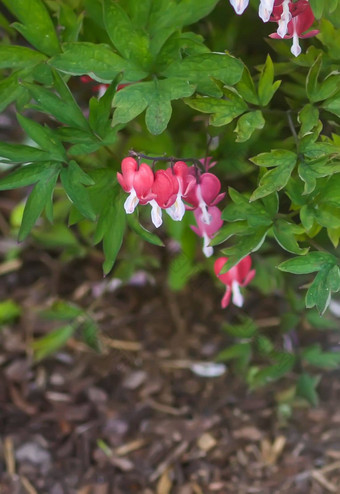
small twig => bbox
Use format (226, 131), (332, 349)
(113, 438), (148, 457)
(100, 335), (142, 351)
(20, 476), (38, 494)
(149, 441), (189, 482)
(312, 470), (338, 493)
(4, 436), (15, 475)
(146, 399), (188, 416)
(128, 150), (204, 169)
(287, 110), (299, 149)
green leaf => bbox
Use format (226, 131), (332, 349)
(0, 72), (26, 113)
(168, 252), (201, 291)
(322, 93), (340, 118)
(221, 317), (257, 338)
(16, 114), (66, 161)
(23, 81), (90, 131)
(147, 0), (219, 54)
(250, 159), (296, 201)
(236, 66), (259, 105)
(88, 81), (118, 137)
(145, 93), (172, 135)
(32, 324), (75, 360)
(216, 342), (252, 363)
(300, 204), (315, 231)
(327, 265), (340, 292)
(0, 300), (21, 325)
(306, 55), (322, 102)
(2, 0), (60, 56)
(298, 104), (319, 137)
(258, 55), (281, 106)
(94, 191), (126, 275)
(261, 192), (279, 217)
(60, 161), (96, 221)
(222, 188), (273, 226)
(184, 89), (247, 127)
(302, 344), (340, 368)
(296, 373), (319, 406)
(82, 319), (101, 352)
(306, 310), (339, 330)
(112, 78), (195, 133)
(103, 0), (151, 68)
(0, 46), (47, 69)
(306, 55), (340, 103)
(50, 42), (147, 82)
(221, 227), (269, 271)
(210, 221), (249, 246)
(278, 252), (336, 274)
(305, 266), (332, 314)
(58, 3), (83, 43)
(309, 0), (324, 18)
(40, 300), (83, 320)
(163, 53), (244, 97)
(273, 220), (308, 255)
(248, 354), (295, 389)
(18, 163), (61, 241)
(0, 162), (55, 191)
(317, 19), (340, 60)
(234, 110), (265, 142)
(0, 143), (51, 164)
(127, 213), (164, 247)
(255, 335), (275, 355)
(250, 149), (297, 168)
(313, 204), (340, 228)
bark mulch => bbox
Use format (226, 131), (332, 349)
(0, 229), (340, 493)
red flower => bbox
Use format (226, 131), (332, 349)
(117, 157), (155, 214)
(185, 172), (225, 225)
(80, 76), (109, 97)
(191, 206), (223, 258)
(214, 256), (255, 308)
(166, 161), (196, 222)
(270, 1), (318, 56)
(149, 169), (179, 228)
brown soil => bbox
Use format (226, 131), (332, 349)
(0, 227), (340, 494)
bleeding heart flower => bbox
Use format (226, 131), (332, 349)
(80, 75), (109, 97)
(149, 168), (179, 228)
(214, 256), (256, 308)
(270, 1), (318, 54)
(186, 172), (225, 226)
(259, 0), (275, 22)
(117, 157), (155, 214)
(190, 206), (223, 258)
(166, 161), (196, 222)
(270, 3), (318, 56)
(229, 0), (249, 15)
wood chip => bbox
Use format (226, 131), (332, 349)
(319, 460), (340, 475)
(147, 399), (187, 416)
(312, 470), (338, 493)
(157, 469), (173, 494)
(150, 441), (189, 482)
(20, 476), (38, 494)
(261, 435), (286, 465)
(114, 438), (148, 457)
(4, 436), (15, 475)
(100, 335), (142, 351)
(327, 450), (340, 460)
(197, 433), (217, 452)
(0, 258), (22, 276)
(9, 385), (37, 415)
(234, 426), (263, 441)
